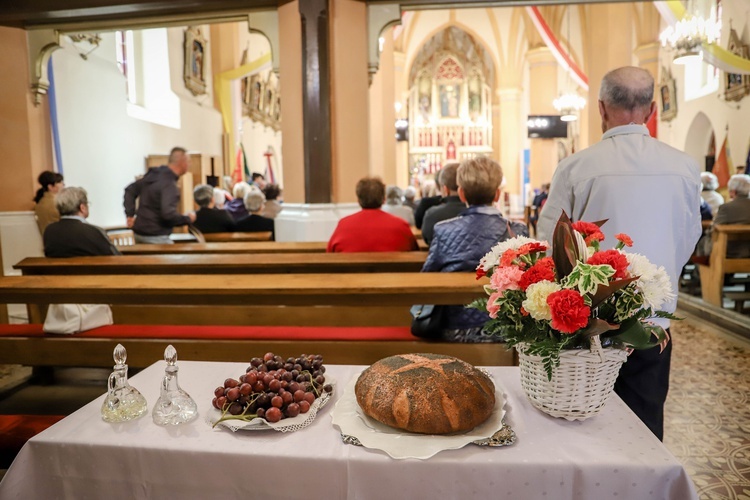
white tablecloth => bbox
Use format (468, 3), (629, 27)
(0, 362), (697, 499)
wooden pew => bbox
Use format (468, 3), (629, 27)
(202, 231), (273, 242)
(15, 252), (427, 275)
(0, 273), (482, 307)
(698, 224), (750, 308)
(120, 240), (429, 254)
(14, 254), (429, 326)
(0, 273), (512, 367)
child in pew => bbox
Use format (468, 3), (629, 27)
(421, 156), (528, 343)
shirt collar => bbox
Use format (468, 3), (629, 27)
(602, 123), (650, 140)
(61, 215), (87, 223)
(464, 205), (500, 216)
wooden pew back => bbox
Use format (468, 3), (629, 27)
(698, 224), (750, 307)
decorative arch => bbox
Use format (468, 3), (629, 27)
(684, 111), (714, 169)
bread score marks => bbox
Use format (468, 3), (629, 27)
(354, 354), (496, 434)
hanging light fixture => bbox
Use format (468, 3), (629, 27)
(659, 1), (721, 65)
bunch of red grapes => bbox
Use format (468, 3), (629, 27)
(212, 352), (333, 424)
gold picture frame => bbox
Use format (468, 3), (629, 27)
(659, 67), (677, 122)
(725, 28), (750, 102)
(184, 26), (207, 96)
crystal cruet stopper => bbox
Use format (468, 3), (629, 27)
(101, 344), (148, 422)
(152, 345), (198, 425)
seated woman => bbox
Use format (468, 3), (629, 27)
(224, 182), (252, 221)
(236, 189), (275, 240)
(261, 184), (283, 219)
(44, 186), (120, 257)
(700, 171), (724, 218)
(193, 184), (236, 233)
(421, 156), (528, 342)
(382, 185), (416, 226)
(327, 177), (418, 252)
(34, 171), (64, 235)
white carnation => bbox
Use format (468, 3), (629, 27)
(522, 280), (561, 321)
(623, 252), (674, 310)
(479, 236), (548, 271)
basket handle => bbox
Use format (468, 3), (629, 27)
(590, 335), (606, 362)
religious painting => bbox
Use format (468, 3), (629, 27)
(418, 73), (432, 122)
(247, 74), (264, 122)
(468, 72), (482, 120)
(439, 83), (459, 118)
(724, 29), (750, 102)
(184, 26), (207, 96)
(659, 68), (677, 122)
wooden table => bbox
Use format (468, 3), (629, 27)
(0, 363), (698, 499)
(202, 231), (273, 242)
(15, 252), (427, 275)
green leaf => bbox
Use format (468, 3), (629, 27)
(563, 263), (614, 295)
(608, 317), (664, 350)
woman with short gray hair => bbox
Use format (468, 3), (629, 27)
(236, 189), (275, 240)
(44, 186), (120, 257)
(700, 171), (724, 217)
(192, 184), (235, 234)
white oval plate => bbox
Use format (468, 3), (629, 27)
(331, 372), (506, 459)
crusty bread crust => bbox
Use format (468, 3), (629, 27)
(354, 353), (495, 434)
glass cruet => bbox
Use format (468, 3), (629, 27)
(152, 345), (199, 426)
(101, 343), (148, 422)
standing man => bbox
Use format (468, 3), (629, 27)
(124, 147), (197, 244)
(537, 66), (702, 440)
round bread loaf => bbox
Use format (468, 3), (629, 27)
(354, 353), (495, 434)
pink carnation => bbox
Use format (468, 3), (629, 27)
(490, 265), (524, 292)
(486, 291), (503, 319)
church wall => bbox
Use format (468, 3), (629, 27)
(51, 26), (223, 229)
(657, 0), (750, 170)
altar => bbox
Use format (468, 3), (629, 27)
(0, 362), (697, 499)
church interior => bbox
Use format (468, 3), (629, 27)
(0, 0), (749, 497)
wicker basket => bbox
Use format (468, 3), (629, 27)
(517, 336), (628, 421)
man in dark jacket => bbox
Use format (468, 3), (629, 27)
(193, 184), (236, 234)
(421, 163), (466, 245)
(422, 157), (528, 342)
(44, 187), (121, 257)
(123, 147), (196, 244)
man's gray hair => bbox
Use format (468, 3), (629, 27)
(55, 186), (88, 216)
(728, 174), (750, 197)
(193, 184), (214, 208)
(599, 66), (654, 111)
(244, 190), (266, 212)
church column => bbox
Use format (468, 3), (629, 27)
(330, 0), (370, 202)
(497, 87), (522, 199)
(393, 50), (409, 186)
(278, 0), (305, 203)
(0, 27), (53, 212)
(369, 28), (396, 185)
(585, 3), (633, 146)
(634, 42), (660, 91)
(526, 47), (558, 189)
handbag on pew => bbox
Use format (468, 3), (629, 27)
(43, 304), (113, 335)
(409, 304), (446, 339)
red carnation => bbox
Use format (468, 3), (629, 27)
(547, 289), (590, 333)
(518, 258), (556, 291)
(476, 267), (487, 280)
(517, 242), (548, 256)
(572, 221), (605, 244)
(587, 249), (629, 279)
(500, 249), (520, 268)
(615, 233), (633, 247)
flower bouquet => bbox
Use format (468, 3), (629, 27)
(470, 211), (674, 420)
